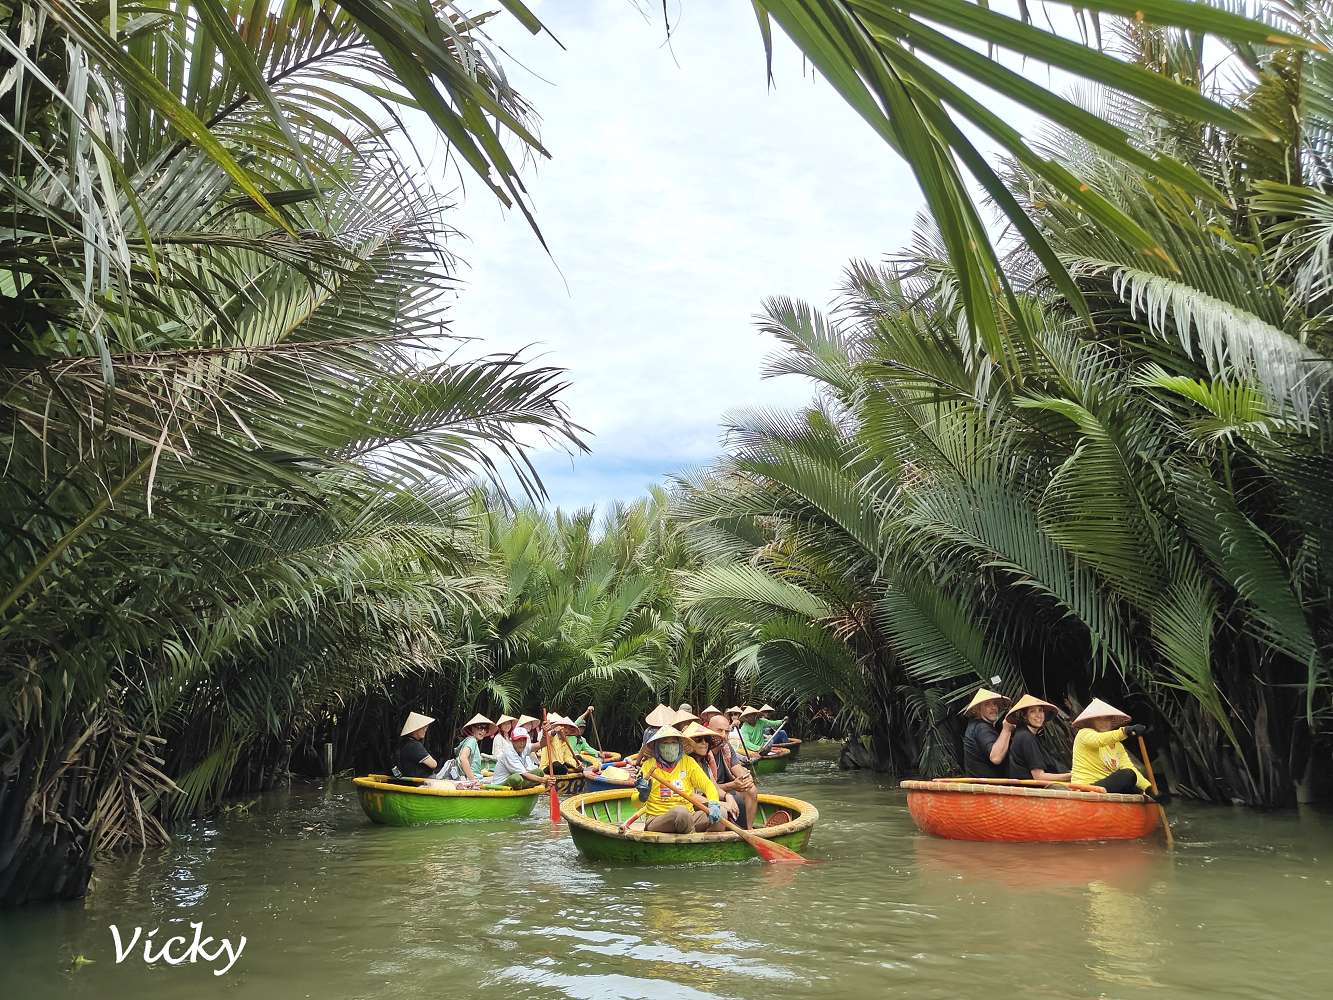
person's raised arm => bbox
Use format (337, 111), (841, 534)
(989, 718), (1016, 765)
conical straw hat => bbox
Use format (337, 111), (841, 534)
(681, 721), (714, 740)
(1072, 698), (1132, 730)
(699, 705), (725, 722)
(759, 703), (775, 714)
(400, 712), (434, 736)
(725, 706), (743, 715)
(739, 705), (762, 719)
(459, 713), (495, 734)
(495, 714), (517, 728)
(1004, 694), (1060, 724)
(645, 724), (686, 744)
(516, 714), (540, 729)
(960, 687), (1010, 715)
(671, 707), (701, 727)
(645, 704), (676, 727)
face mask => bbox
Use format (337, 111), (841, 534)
(658, 741), (682, 764)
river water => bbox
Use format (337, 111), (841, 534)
(2, 748), (1329, 999)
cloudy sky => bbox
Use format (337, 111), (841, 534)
(445, 1), (927, 511)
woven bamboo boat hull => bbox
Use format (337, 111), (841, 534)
(354, 775), (541, 826)
(564, 789), (817, 864)
(775, 737), (802, 757)
(750, 746), (792, 774)
(902, 780), (1158, 842)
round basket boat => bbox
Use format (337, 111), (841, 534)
(564, 789), (817, 863)
(748, 745), (792, 775)
(354, 775), (542, 826)
(901, 779), (1159, 843)
(775, 737), (802, 757)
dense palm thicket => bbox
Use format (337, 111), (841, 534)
(0, 2), (578, 906)
(2, 0), (1323, 908)
(676, 14), (1333, 807)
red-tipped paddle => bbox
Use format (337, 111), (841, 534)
(542, 707), (560, 824)
(644, 767), (807, 864)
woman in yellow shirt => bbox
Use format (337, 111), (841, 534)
(1070, 699), (1152, 795)
(635, 725), (724, 834)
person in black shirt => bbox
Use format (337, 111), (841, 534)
(960, 687), (1014, 778)
(396, 711), (441, 779)
(1004, 694), (1071, 782)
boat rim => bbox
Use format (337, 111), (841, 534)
(564, 788), (818, 846)
(901, 779), (1148, 804)
(353, 775), (544, 798)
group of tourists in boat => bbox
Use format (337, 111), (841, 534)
(960, 687), (1164, 798)
(389, 701), (792, 832)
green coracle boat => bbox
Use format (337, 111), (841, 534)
(564, 788), (817, 864)
(748, 745), (792, 774)
(354, 775), (542, 826)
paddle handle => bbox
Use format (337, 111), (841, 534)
(756, 718), (789, 755)
(543, 707), (560, 824)
(1137, 734), (1174, 848)
(617, 804), (649, 833)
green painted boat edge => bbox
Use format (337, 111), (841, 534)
(563, 789), (818, 864)
(751, 747), (792, 774)
(354, 775), (542, 826)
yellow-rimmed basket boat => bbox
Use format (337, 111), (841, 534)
(563, 788), (818, 863)
(902, 779), (1159, 842)
(354, 775), (542, 826)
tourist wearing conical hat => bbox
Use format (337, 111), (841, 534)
(737, 705), (784, 754)
(440, 713), (495, 784)
(960, 687), (1014, 779)
(492, 714), (519, 762)
(564, 706), (616, 764)
(1004, 695), (1071, 783)
(634, 726), (724, 834)
(538, 713), (582, 775)
(699, 705), (726, 725)
(1070, 699), (1152, 795)
(641, 704), (676, 751)
(396, 712), (441, 779)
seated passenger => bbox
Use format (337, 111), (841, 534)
(698, 705), (727, 727)
(441, 714), (494, 783)
(491, 714), (518, 761)
(635, 725), (725, 834)
(960, 687), (1014, 778)
(1004, 695), (1072, 783)
(705, 715), (758, 829)
(1071, 699), (1152, 795)
(538, 714), (582, 774)
(737, 705), (782, 754)
(758, 703), (788, 745)
(488, 727), (556, 789)
(565, 707), (617, 763)
(396, 712), (441, 778)
(641, 704), (677, 751)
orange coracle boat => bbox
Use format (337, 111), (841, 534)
(902, 779), (1159, 843)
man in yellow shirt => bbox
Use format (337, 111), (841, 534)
(1070, 699), (1152, 795)
(635, 725), (725, 834)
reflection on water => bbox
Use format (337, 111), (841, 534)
(1, 750), (1330, 1000)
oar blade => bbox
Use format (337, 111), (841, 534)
(744, 832), (809, 864)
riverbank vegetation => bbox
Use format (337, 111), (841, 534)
(3, 1), (1329, 908)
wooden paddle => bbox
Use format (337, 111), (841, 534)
(644, 766), (808, 864)
(542, 707), (560, 824)
(1137, 734), (1174, 848)
(588, 705), (605, 758)
(617, 803), (649, 833)
(755, 718), (789, 756)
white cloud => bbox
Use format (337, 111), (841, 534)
(442, 1), (925, 509)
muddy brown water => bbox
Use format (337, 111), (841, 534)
(2, 748), (1329, 999)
